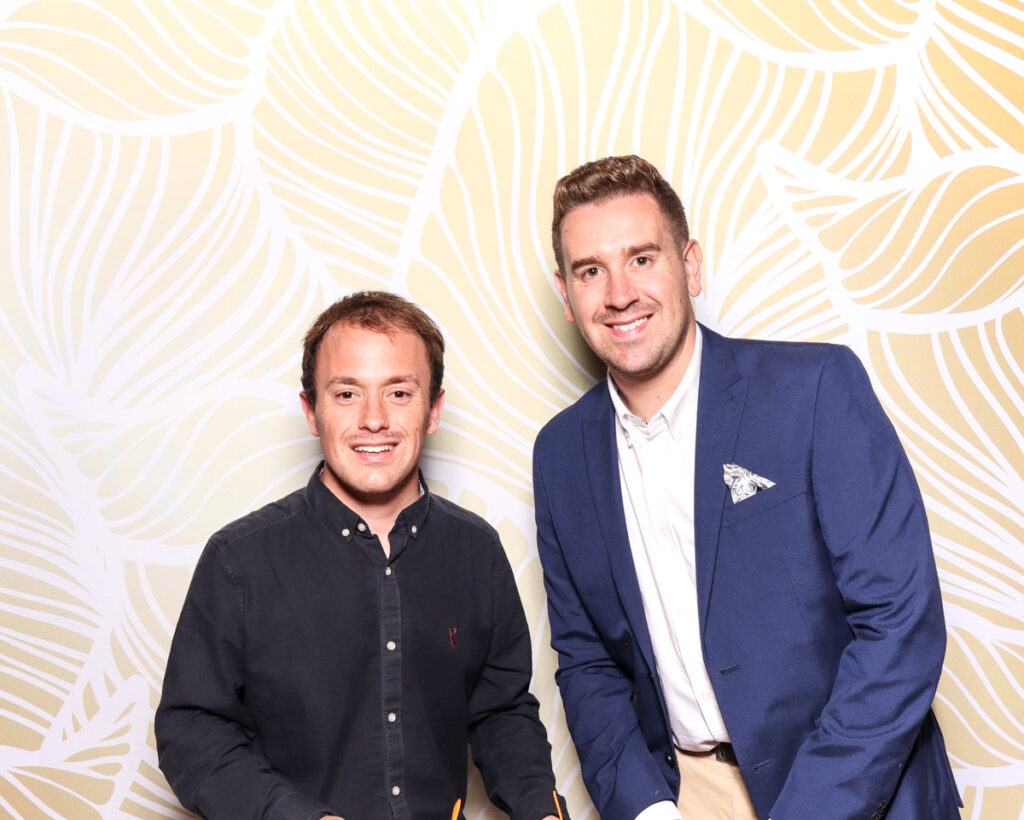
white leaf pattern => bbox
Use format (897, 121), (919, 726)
(1, 1), (1021, 818)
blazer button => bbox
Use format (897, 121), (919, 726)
(665, 751), (675, 768)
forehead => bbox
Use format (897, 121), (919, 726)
(316, 322), (429, 379)
(560, 194), (670, 255)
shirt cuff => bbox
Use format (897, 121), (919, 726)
(509, 789), (570, 820)
(634, 800), (683, 820)
(265, 789), (335, 820)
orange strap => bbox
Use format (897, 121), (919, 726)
(553, 790), (565, 820)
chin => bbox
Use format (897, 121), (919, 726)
(355, 479), (400, 497)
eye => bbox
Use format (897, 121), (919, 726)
(579, 266), (600, 280)
(337, 390), (355, 400)
(635, 255), (651, 266)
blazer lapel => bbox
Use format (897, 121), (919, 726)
(583, 391), (657, 672)
(694, 327), (747, 633)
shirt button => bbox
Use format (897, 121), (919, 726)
(411, 524), (418, 534)
(386, 640), (396, 651)
(658, 526), (669, 538)
(392, 785), (400, 796)
(357, 522), (367, 532)
(701, 689), (713, 700)
(341, 528), (350, 537)
(387, 712), (396, 722)
(385, 567), (392, 576)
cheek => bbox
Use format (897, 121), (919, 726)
(567, 289), (598, 323)
(316, 410), (351, 440)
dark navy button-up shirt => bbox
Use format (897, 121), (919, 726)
(156, 465), (565, 820)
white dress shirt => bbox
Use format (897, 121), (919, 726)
(608, 328), (731, 820)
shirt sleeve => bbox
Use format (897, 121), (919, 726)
(635, 800), (683, 820)
(465, 539), (569, 820)
(154, 540), (336, 820)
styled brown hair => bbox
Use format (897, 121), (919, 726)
(551, 155), (690, 270)
(301, 291), (445, 408)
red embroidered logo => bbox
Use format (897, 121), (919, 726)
(448, 626), (457, 647)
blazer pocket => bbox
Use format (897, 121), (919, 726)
(722, 486), (806, 526)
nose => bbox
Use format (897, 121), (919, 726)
(359, 393), (389, 432)
(606, 268), (638, 310)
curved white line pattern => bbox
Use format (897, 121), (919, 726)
(1, 1), (1021, 818)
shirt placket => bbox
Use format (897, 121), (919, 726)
(380, 549), (408, 819)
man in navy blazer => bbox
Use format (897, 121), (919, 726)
(533, 156), (962, 820)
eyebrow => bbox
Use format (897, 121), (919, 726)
(569, 242), (662, 274)
(625, 242), (661, 257)
(324, 375), (422, 389)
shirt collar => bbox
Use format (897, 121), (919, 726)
(305, 462), (432, 543)
(607, 324), (703, 442)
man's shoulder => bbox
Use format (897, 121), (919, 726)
(704, 330), (874, 423)
(536, 380), (608, 443)
(209, 485), (312, 550)
(709, 327), (846, 372)
(425, 493), (509, 571)
(428, 493), (500, 542)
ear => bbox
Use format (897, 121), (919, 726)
(425, 389), (445, 436)
(682, 240), (703, 298)
(300, 392), (320, 438)
(554, 271), (576, 323)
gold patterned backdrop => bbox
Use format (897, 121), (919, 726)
(1, 1), (1022, 818)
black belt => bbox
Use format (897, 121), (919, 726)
(676, 742), (739, 766)
(713, 742), (738, 765)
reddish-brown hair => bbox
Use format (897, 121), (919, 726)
(552, 155), (689, 270)
(301, 291), (445, 407)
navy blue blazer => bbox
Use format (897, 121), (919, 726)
(533, 326), (961, 820)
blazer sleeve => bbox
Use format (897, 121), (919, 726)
(769, 345), (947, 820)
(534, 447), (679, 820)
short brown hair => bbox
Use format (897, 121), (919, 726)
(551, 155), (689, 271)
(301, 291), (445, 408)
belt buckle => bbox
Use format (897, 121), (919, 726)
(714, 742), (738, 765)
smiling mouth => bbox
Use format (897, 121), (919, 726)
(354, 445), (393, 453)
(609, 316), (649, 332)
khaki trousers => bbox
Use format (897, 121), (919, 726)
(676, 748), (759, 820)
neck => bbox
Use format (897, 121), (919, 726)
(319, 468), (420, 557)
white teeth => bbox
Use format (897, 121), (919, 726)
(612, 317), (646, 332)
(355, 445), (392, 453)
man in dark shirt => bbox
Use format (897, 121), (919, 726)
(155, 291), (567, 820)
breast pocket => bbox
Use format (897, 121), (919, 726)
(722, 485), (807, 527)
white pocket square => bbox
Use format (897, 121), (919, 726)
(723, 463), (775, 504)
